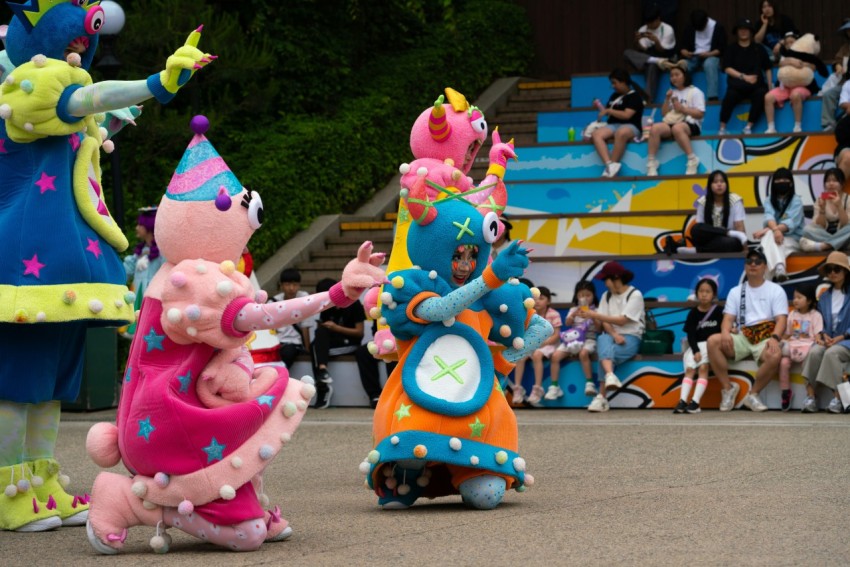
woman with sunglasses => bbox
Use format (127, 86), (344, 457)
(752, 168), (804, 282)
(800, 251), (850, 413)
(799, 168), (850, 252)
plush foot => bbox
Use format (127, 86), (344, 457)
(163, 507), (268, 551)
(0, 464), (62, 532)
(377, 465), (426, 510)
(264, 505), (292, 542)
(459, 474), (507, 510)
(86, 472), (162, 553)
(29, 459), (89, 526)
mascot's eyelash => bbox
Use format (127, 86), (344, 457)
(240, 191), (252, 209)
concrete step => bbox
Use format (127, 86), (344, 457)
(325, 232), (395, 250)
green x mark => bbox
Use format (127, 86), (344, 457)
(431, 355), (467, 384)
(452, 217), (474, 240)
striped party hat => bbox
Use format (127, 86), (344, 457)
(165, 115), (243, 202)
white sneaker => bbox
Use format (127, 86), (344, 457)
(727, 230), (748, 245)
(828, 397), (843, 414)
(584, 381), (598, 397)
(774, 263), (788, 282)
(678, 246), (697, 254)
(646, 157), (659, 176)
(511, 385), (526, 405)
(544, 384), (564, 400)
(587, 394), (609, 412)
(793, 123), (802, 133)
(742, 392), (768, 412)
(685, 154), (700, 175)
(799, 238), (821, 252)
(604, 162), (621, 178)
(604, 372), (622, 391)
(526, 385), (545, 406)
(764, 125), (776, 134)
(801, 396), (818, 413)
(717, 127), (727, 136)
(719, 382), (740, 412)
(742, 125), (752, 135)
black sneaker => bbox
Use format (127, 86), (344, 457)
(685, 400), (701, 414)
(317, 369), (333, 384)
(673, 400), (688, 414)
(314, 385), (334, 409)
(781, 389), (793, 412)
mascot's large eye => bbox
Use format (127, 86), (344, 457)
(84, 6), (106, 35)
(470, 115), (487, 134)
(247, 191), (264, 229)
(482, 212), (500, 244)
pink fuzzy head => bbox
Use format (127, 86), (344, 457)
(409, 88), (487, 175)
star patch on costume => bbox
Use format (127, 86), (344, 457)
(137, 416), (155, 442)
(22, 254), (45, 278)
(257, 394), (275, 407)
(203, 437), (226, 463)
(85, 238), (102, 259)
(143, 327), (166, 352)
(468, 417), (486, 438)
(35, 171), (57, 194)
(394, 402), (412, 421)
(124, 365), (132, 383)
(177, 371), (192, 393)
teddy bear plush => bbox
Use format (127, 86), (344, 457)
(776, 33), (828, 88)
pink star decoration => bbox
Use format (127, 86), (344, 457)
(23, 254), (46, 278)
(69, 135), (80, 152)
(35, 172), (57, 194)
(0, 139), (6, 154)
(86, 238), (102, 259)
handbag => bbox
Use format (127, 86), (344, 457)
(582, 120), (606, 139)
(738, 283), (776, 345)
(662, 86), (695, 125)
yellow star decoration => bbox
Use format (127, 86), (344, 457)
(395, 402), (412, 421)
(469, 417), (486, 438)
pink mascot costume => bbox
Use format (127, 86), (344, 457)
(85, 116), (385, 554)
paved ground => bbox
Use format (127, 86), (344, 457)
(3, 408), (849, 566)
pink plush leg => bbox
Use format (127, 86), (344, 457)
(86, 472), (163, 553)
(162, 508), (268, 551)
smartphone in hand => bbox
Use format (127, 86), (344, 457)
(822, 191), (837, 200)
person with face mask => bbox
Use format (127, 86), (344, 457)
(751, 168), (804, 282)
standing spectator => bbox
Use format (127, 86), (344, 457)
(582, 262), (645, 412)
(800, 252), (850, 413)
(780, 283), (822, 411)
(752, 167), (804, 282)
(122, 207), (165, 339)
(820, 19), (850, 132)
(515, 286), (562, 406)
(310, 277), (366, 408)
(799, 168), (850, 252)
(590, 68), (645, 178)
(764, 32), (828, 134)
(678, 9), (727, 101)
(689, 170), (749, 253)
(835, 83), (850, 180)
(719, 18), (773, 136)
(707, 248), (789, 412)
(646, 67), (706, 176)
(754, 1), (798, 61)
(674, 278), (723, 414)
(623, 3), (677, 103)
(548, 281), (600, 401)
(272, 268), (315, 369)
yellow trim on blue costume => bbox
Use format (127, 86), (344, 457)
(0, 283), (135, 324)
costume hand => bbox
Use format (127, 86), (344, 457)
(158, 26), (217, 95)
(490, 240), (529, 281)
(340, 241), (386, 299)
(371, 328), (398, 358)
(487, 129), (517, 179)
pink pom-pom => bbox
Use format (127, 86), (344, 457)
(154, 472), (170, 488)
(177, 499), (194, 515)
(169, 271), (187, 288)
(102, 140), (115, 153)
(66, 52), (82, 67)
(85, 422), (121, 467)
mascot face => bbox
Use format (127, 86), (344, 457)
(6, 1), (104, 69)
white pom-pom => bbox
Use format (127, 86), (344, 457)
(66, 52), (82, 67)
(31, 54), (47, 67)
(280, 432), (291, 443)
(499, 304), (508, 313)
(367, 341), (378, 355)
(150, 534), (168, 553)
(509, 278), (520, 285)
(187, 327), (198, 337)
(513, 457), (527, 472)
(416, 476), (430, 487)
(219, 485), (236, 500)
(296, 400), (308, 411)
(102, 140), (115, 153)
(380, 292), (393, 304)
(98, 126), (109, 141)
(359, 461), (371, 474)
(3, 75), (13, 85)
(397, 484), (411, 495)
(216, 280), (234, 296)
(36, 312), (47, 322)
(131, 481), (147, 497)
(399, 163), (411, 174)
(282, 402), (297, 417)
(4, 484), (17, 497)
(301, 375), (315, 386)
(16, 479), (30, 492)
(33, 475), (45, 487)
(369, 307), (381, 319)
(259, 445), (275, 460)
(377, 317), (387, 327)
(390, 436), (400, 445)
(382, 339), (394, 351)
(300, 382), (316, 400)
(499, 325), (511, 338)
(385, 477), (398, 489)
(231, 456), (243, 469)
(523, 298), (535, 309)
(24, 122), (34, 132)
(367, 450), (381, 463)
(470, 456), (480, 466)
(88, 300), (104, 314)
(449, 437), (462, 451)
(443, 317), (455, 327)
(142, 500), (158, 510)
(524, 473), (535, 487)
(513, 337), (525, 350)
(0, 104), (9, 120)
(530, 287), (541, 299)
(166, 308), (182, 323)
(416, 166), (428, 177)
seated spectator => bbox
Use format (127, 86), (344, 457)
(590, 68), (645, 178)
(801, 251), (850, 413)
(835, 84), (850, 180)
(646, 67), (705, 176)
(678, 8), (726, 101)
(675, 277), (723, 414)
(547, 280), (600, 401)
(820, 19), (850, 132)
(707, 248), (788, 412)
(310, 277), (366, 408)
(623, 3), (677, 103)
(781, 283), (822, 411)
(752, 167), (803, 282)
(689, 170), (748, 253)
(719, 18), (772, 136)
(582, 262), (645, 413)
(799, 168), (850, 253)
(273, 268), (315, 369)
(514, 286), (562, 406)
(754, 0), (798, 61)
(765, 32), (828, 134)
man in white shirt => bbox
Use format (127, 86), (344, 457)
(678, 9), (727, 100)
(623, 5), (677, 102)
(708, 249), (788, 412)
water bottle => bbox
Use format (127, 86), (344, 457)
(567, 126), (576, 141)
(593, 98), (605, 112)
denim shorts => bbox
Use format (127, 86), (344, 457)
(606, 123), (640, 138)
(596, 333), (641, 366)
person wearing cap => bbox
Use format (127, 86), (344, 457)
(799, 168), (850, 252)
(581, 262), (645, 412)
(820, 19), (850, 132)
(678, 9), (727, 101)
(719, 17), (772, 135)
(801, 251), (850, 413)
(752, 168), (804, 282)
(122, 207), (165, 339)
(707, 248), (788, 412)
(754, 1), (798, 60)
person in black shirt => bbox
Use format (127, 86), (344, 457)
(754, 0), (797, 61)
(678, 9), (727, 100)
(311, 278), (366, 408)
(674, 278), (723, 414)
(719, 18), (773, 135)
(591, 68), (645, 178)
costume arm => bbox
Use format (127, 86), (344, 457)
(501, 314), (554, 362)
(415, 277), (491, 322)
(63, 80), (152, 118)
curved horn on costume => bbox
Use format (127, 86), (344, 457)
(475, 180), (508, 219)
(406, 175), (438, 226)
(444, 87), (470, 112)
(429, 95), (451, 142)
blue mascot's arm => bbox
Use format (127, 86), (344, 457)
(414, 276), (493, 322)
(62, 81), (151, 120)
(501, 314), (554, 363)
(383, 269), (453, 340)
(481, 283), (534, 347)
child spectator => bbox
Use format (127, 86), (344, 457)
(677, 9), (726, 101)
(675, 278), (723, 414)
(623, 3), (677, 103)
(272, 268), (315, 369)
(719, 18), (772, 135)
(799, 168), (850, 252)
(547, 281), (600, 401)
(764, 32), (827, 134)
(515, 286), (562, 406)
(582, 262), (645, 412)
(122, 207), (164, 339)
(689, 170), (749, 253)
(752, 167), (803, 282)
(646, 66), (705, 176)
(590, 68), (645, 178)
(780, 283), (822, 411)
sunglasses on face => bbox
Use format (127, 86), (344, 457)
(745, 258), (765, 266)
(825, 265), (845, 274)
